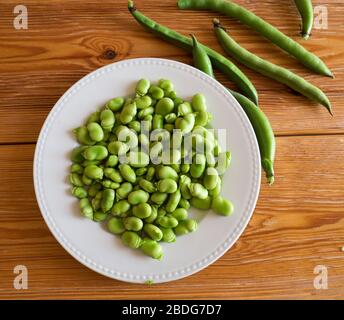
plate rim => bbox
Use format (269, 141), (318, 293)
(33, 57), (261, 283)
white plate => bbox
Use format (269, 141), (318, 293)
(34, 58), (261, 283)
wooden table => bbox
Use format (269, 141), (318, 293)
(0, 0), (343, 300)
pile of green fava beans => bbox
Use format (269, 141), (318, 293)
(69, 79), (233, 259)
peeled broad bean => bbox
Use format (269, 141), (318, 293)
(135, 95), (152, 109)
(143, 224), (163, 241)
(124, 216), (143, 231)
(84, 164), (103, 180)
(179, 175), (192, 199)
(146, 167), (155, 181)
(178, 198), (190, 210)
(71, 146), (87, 163)
(152, 114), (164, 130)
(120, 102), (137, 124)
(161, 228), (176, 243)
(108, 141), (129, 155)
(149, 85), (164, 100)
(190, 196), (211, 210)
(83, 145), (108, 161)
(136, 79), (150, 96)
(144, 205), (158, 223)
(157, 166), (178, 181)
(192, 93), (207, 112)
(100, 109), (115, 131)
(118, 164), (136, 183)
(128, 190), (149, 205)
(128, 151), (150, 168)
(74, 126), (95, 146)
(156, 215), (178, 228)
(150, 192), (168, 205)
(72, 186), (87, 198)
(116, 182), (133, 200)
(209, 178), (222, 198)
(108, 217), (125, 234)
(111, 199), (131, 217)
(101, 189), (115, 213)
(190, 154), (206, 178)
(203, 167), (219, 190)
(171, 208), (188, 221)
(175, 113), (195, 134)
(104, 168), (123, 183)
(105, 155), (118, 167)
(211, 197), (234, 216)
(189, 183), (208, 199)
(157, 179), (178, 194)
(128, 120), (141, 133)
(165, 189), (181, 213)
(79, 198), (93, 219)
(177, 102), (193, 116)
(136, 167), (147, 176)
(174, 219), (198, 236)
(88, 183), (102, 197)
(87, 111), (100, 124)
(122, 231), (143, 249)
(69, 173), (83, 187)
(93, 211), (108, 222)
(141, 238), (163, 260)
(132, 203), (152, 219)
(86, 122), (104, 142)
(106, 97), (125, 112)
(155, 97), (174, 116)
(139, 179), (157, 193)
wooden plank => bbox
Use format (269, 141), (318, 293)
(0, 135), (343, 299)
(0, 0), (343, 143)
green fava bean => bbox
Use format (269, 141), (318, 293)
(102, 180), (120, 190)
(203, 167), (219, 190)
(72, 186), (88, 199)
(174, 219), (198, 236)
(211, 196), (234, 216)
(91, 190), (102, 211)
(146, 167), (155, 181)
(157, 179), (178, 194)
(100, 109), (115, 131)
(144, 205), (158, 223)
(165, 189), (181, 213)
(175, 113), (195, 134)
(74, 126), (95, 146)
(136, 78), (150, 96)
(155, 97), (174, 116)
(116, 182), (133, 200)
(135, 95), (152, 109)
(71, 146), (87, 163)
(148, 85), (164, 100)
(105, 155), (119, 167)
(88, 183), (102, 197)
(79, 198), (93, 219)
(156, 215), (179, 228)
(69, 173), (83, 187)
(190, 154), (206, 178)
(194, 111), (210, 127)
(132, 202), (152, 219)
(122, 231), (143, 249)
(138, 106), (154, 119)
(82, 173), (93, 185)
(190, 196), (211, 210)
(123, 216), (143, 231)
(179, 175), (192, 199)
(189, 183), (208, 199)
(83, 145), (108, 161)
(111, 199), (131, 217)
(171, 208), (188, 221)
(86, 122), (104, 142)
(139, 179), (157, 193)
(141, 238), (163, 260)
(128, 190), (149, 205)
(158, 79), (174, 93)
(93, 211), (108, 222)
(143, 224), (163, 241)
(128, 120), (141, 133)
(177, 102), (193, 116)
(165, 113), (177, 124)
(128, 151), (150, 168)
(108, 141), (129, 155)
(107, 217), (125, 234)
(119, 164), (136, 183)
(84, 164), (103, 180)
(120, 102), (137, 124)
(104, 168), (123, 183)
(106, 97), (125, 112)
(157, 166), (178, 181)
(150, 192), (168, 205)
(157, 207), (167, 217)
(101, 189), (115, 213)
(136, 167), (147, 176)
(178, 198), (190, 210)
(209, 178), (222, 197)
(152, 114), (164, 130)
(161, 228), (176, 243)
(192, 93), (207, 112)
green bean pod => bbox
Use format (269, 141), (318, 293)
(213, 19), (332, 114)
(191, 34), (214, 78)
(294, 0), (313, 40)
(178, 0), (332, 77)
(128, 0), (258, 104)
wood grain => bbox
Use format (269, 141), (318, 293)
(0, 0), (343, 300)
(0, 0), (343, 142)
(0, 135), (343, 299)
